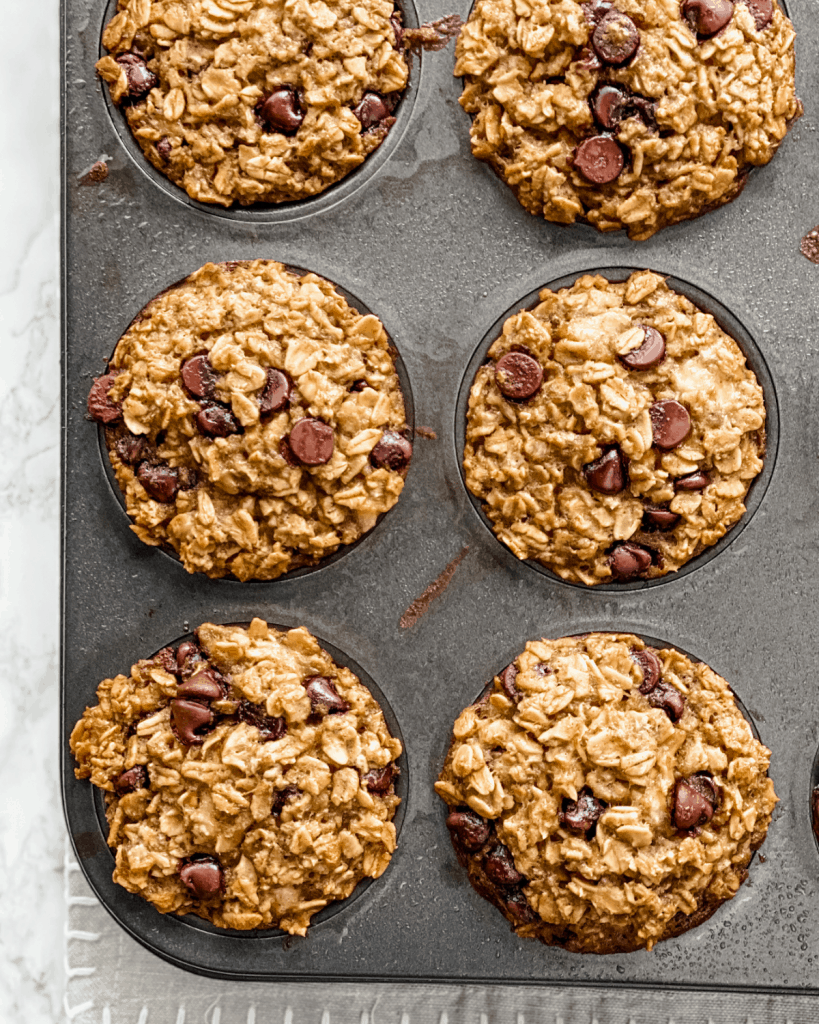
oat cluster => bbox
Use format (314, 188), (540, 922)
(97, 0), (409, 205)
(435, 632), (776, 953)
(455, 0), (800, 239)
(100, 260), (410, 580)
(70, 619), (402, 934)
(463, 271), (765, 585)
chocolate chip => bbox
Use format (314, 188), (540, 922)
(592, 9), (640, 66)
(495, 352), (543, 400)
(279, 436), (300, 467)
(176, 640), (204, 678)
(259, 368), (291, 416)
(179, 855), (224, 898)
(195, 403), (241, 438)
(632, 648), (662, 693)
(504, 890), (539, 924)
(574, 136), (625, 185)
(609, 542), (653, 579)
(154, 647), (178, 675)
(177, 668), (226, 704)
(156, 137), (172, 161)
(115, 433), (149, 465)
(114, 765), (149, 795)
(591, 83), (631, 130)
(499, 663), (521, 703)
(181, 353), (217, 400)
(362, 764), (397, 793)
(88, 372), (122, 424)
(349, 379), (370, 392)
(238, 699), (287, 741)
(115, 53), (158, 100)
(304, 676), (350, 714)
(650, 400), (691, 450)
(370, 430), (413, 472)
(741, 0), (772, 29)
(618, 326), (666, 371)
(681, 0), (734, 38)
(642, 506), (681, 531)
(288, 418), (334, 465)
(136, 462), (179, 503)
(559, 788), (606, 836)
(353, 92), (392, 130)
(170, 700), (215, 746)
(583, 446), (627, 495)
(676, 470), (710, 491)
(647, 680), (686, 722)
(258, 87), (304, 134)
(446, 808), (491, 851)
(484, 843), (524, 886)
(673, 774), (718, 830)
(272, 784), (300, 817)
(582, 0), (613, 23)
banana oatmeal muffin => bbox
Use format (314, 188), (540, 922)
(96, 0), (409, 206)
(462, 270), (765, 585)
(435, 632), (776, 953)
(87, 260), (412, 580)
(454, 0), (800, 240)
(70, 618), (403, 934)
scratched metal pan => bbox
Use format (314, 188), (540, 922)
(63, 0), (819, 997)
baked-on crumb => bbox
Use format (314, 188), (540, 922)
(399, 545), (469, 628)
(70, 619), (402, 934)
(435, 632), (776, 953)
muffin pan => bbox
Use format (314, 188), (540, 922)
(64, 0), (819, 993)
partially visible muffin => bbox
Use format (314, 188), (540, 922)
(463, 270), (765, 585)
(70, 618), (402, 934)
(96, 0), (409, 205)
(455, 0), (800, 239)
(88, 260), (412, 580)
(435, 632), (776, 953)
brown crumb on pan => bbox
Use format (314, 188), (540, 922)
(403, 15), (463, 55)
(800, 228), (819, 264)
(79, 160), (109, 185)
(400, 546), (469, 628)
(416, 426), (438, 439)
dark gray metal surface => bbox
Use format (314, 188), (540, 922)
(62, 0), (819, 992)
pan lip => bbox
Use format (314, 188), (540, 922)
(453, 264), (779, 594)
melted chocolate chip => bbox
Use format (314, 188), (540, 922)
(279, 436), (300, 468)
(288, 418), (334, 465)
(610, 542), (653, 579)
(618, 326), (666, 370)
(156, 137), (172, 161)
(650, 400), (691, 450)
(176, 668), (226, 703)
(114, 765), (149, 795)
(484, 843), (524, 886)
(115, 53), (158, 100)
(681, 0), (734, 38)
(632, 648), (662, 693)
(154, 646), (178, 675)
(257, 87), (304, 134)
(353, 92), (392, 130)
(582, 0), (613, 23)
(115, 433), (149, 465)
(592, 9), (640, 66)
(647, 680), (686, 722)
(446, 808), (491, 851)
(362, 764), (397, 793)
(88, 372), (122, 424)
(390, 13), (404, 47)
(272, 784), (300, 817)
(583, 446), (627, 495)
(591, 83), (631, 130)
(136, 462), (179, 503)
(179, 854), (224, 898)
(370, 430), (413, 472)
(742, 0), (772, 29)
(176, 640), (204, 678)
(676, 470), (710, 491)
(499, 663), (521, 703)
(349, 379), (370, 392)
(238, 699), (286, 741)
(304, 676), (350, 714)
(559, 788), (606, 837)
(495, 352), (543, 400)
(673, 773), (718, 830)
(642, 506), (681, 531)
(181, 353), (217, 400)
(574, 135), (625, 185)
(195, 403), (241, 438)
(170, 700), (215, 746)
(259, 368), (291, 415)
(504, 889), (539, 924)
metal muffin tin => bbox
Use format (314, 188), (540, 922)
(63, 0), (819, 993)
